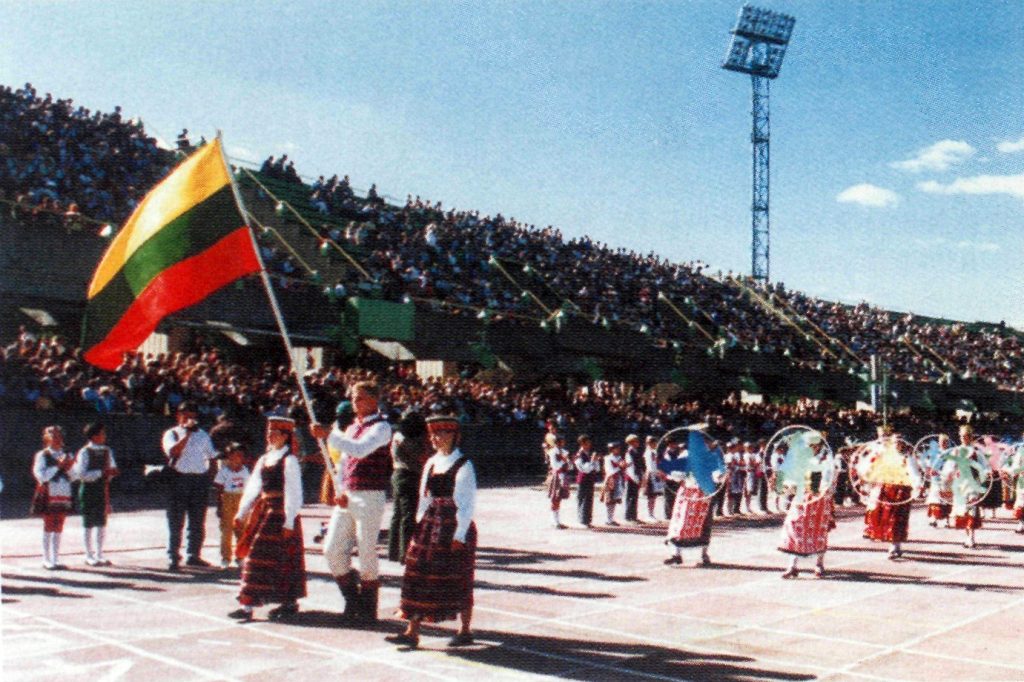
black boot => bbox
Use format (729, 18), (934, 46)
(358, 581), (379, 624)
(336, 570), (361, 623)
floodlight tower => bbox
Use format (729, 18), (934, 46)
(722, 4), (795, 282)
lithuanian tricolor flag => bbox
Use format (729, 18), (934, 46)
(82, 139), (261, 370)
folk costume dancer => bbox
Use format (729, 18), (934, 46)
(389, 410), (429, 563)
(925, 436), (953, 528)
(73, 422), (118, 566)
(311, 381), (393, 624)
(546, 435), (572, 529)
(1006, 440), (1024, 534)
(663, 429), (725, 567)
(230, 417), (305, 622)
(943, 426), (988, 549)
(859, 425), (921, 559)
(600, 441), (626, 526)
(573, 435), (601, 528)
(777, 430), (836, 579)
(390, 415), (477, 649)
(642, 435), (665, 521)
(977, 437), (1005, 520)
(32, 426), (74, 570)
(623, 434), (643, 523)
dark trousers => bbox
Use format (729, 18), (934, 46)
(728, 492), (742, 515)
(664, 481), (679, 520)
(624, 479), (639, 521)
(712, 484), (726, 516)
(167, 472), (210, 561)
(388, 468), (420, 563)
(757, 477), (768, 512)
(576, 480), (595, 526)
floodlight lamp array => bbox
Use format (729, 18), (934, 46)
(721, 5), (795, 79)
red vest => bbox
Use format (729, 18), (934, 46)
(343, 415), (392, 491)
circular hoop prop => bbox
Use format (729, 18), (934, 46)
(941, 442), (995, 509)
(764, 424), (837, 506)
(655, 424), (726, 503)
(848, 436), (919, 506)
(914, 433), (951, 502)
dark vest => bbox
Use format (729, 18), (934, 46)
(343, 415), (392, 491)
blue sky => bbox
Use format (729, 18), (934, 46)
(4, 1), (1022, 326)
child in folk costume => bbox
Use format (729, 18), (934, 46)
(390, 415), (477, 649)
(778, 431), (836, 579)
(72, 422), (119, 566)
(943, 425), (988, 549)
(573, 435), (601, 528)
(642, 435), (665, 522)
(925, 436), (953, 528)
(545, 435), (572, 529)
(32, 426), (75, 570)
(213, 443), (251, 568)
(229, 417), (305, 622)
(313, 400), (354, 544)
(600, 441), (626, 526)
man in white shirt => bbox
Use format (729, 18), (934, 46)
(161, 401), (218, 570)
(310, 381), (393, 624)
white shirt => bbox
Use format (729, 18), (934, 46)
(643, 447), (659, 478)
(34, 447), (73, 498)
(72, 445), (117, 483)
(416, 449), (477, 543)
(214, 464), (251, 493)
(326, 413), (392, 492)
(162, 425), (217, 474)
(235, 447), (303, 530)
(574, 450), (601, 475)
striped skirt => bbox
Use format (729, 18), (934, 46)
(238, 497), (306, 606)
(399, 498), (476, 623)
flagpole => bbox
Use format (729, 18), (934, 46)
(216, 132), (336, 479)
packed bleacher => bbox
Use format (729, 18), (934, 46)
(3, 82), (1023, 396)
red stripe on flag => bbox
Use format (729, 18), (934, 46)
(84, 227), (260, 370)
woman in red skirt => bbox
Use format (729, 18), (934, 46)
(229, 417), (305, 622)
(389, 414), (477, 649)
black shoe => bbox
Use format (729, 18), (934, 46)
(448, 632), (474, 647)
(663, 555), (683, 565)
(168, 559), (181, 572)
(185, 556), (212, 568)
(268, 602), (299, 621)
(227, 608), (252, 621)
(385, 632), (419, 648)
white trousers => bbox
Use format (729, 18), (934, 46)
(323, 489), (386, 581)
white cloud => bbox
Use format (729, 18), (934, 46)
(996, 136), (1024, 154)
(890, 139), (975, 172)
(836, 183), (900, 208)
(955, 240), (1000, 253)
(917, 174), (1024, 201)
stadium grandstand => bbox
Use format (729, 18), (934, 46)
(2, 82), (1022, 502)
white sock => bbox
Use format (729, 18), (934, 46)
(552, 510), (560, 525)
(672, 546), (682, 558)
(42, 532), (53, 565)
(53, 532), (62, 564)
(95, 527), (106, 559)
(84, 527), (95, 560)
(789, 556), (799, 570)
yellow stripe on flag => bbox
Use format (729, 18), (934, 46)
(88, 140), (232, 298)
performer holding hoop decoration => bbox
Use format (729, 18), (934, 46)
(765, 426), (837, 578)
(940, 424), (991, 548)
(851, 424), (922, 559)
(917, 434), (953, 528)
(659, 425), (726, 567)
(1005, 439), (1024, 533)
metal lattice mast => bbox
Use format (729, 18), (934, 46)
(751, 74), (770, 281)
(722, 4), (795, 284)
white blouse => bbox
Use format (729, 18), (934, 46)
(416, 449), (477, 543)
(235, 446), (303, 530)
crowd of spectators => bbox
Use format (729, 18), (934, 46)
(0, 83), (172, 225)
(4, 333), (1022, 450)
(3, 84), (1022, 392)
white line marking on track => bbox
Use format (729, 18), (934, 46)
(4, 607), (240, 682)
